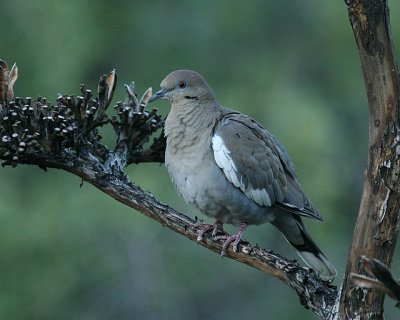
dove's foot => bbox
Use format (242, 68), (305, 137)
(214, 222), (248, 256)
(196, 220), (223, 242)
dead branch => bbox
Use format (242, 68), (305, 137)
(351, 256), (400, 308)
(339, 0), (400, 319)
(0, 59), (337, 319)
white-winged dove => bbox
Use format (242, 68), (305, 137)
(149, 70), (336, 280)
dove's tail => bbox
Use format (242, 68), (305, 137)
(272, 213), (337, 281)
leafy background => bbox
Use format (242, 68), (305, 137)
(1, 1), (400, 319)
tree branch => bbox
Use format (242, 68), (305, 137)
(0, 59), (337, 319)
(339, 0), (400, 319)
(351, 256), (400, 307)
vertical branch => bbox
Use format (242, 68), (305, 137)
(340, 0), (400, 319)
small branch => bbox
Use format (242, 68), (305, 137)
(351, 256), (400, 307)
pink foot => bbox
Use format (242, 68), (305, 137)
(196, 220), (223, 242)
(214, 222), (247, 256)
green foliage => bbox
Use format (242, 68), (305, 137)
(1, 0), (400, 319)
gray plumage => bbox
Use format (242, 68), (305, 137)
(149, 70), (336, 281)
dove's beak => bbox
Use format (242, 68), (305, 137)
(149, 88), (168, 103)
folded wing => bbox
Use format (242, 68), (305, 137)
(211, 112), (321, 220)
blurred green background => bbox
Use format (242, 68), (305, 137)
(1, 1), (400, 319)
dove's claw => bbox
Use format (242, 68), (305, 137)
(214, 222), (247, 256)
(196, 220), (223, 243)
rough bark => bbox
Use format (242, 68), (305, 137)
(339, 0), (400, 319)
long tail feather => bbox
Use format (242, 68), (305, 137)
(272, 213), (337, 281)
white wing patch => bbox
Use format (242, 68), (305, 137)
(211, 135), (240, 187)
(212, 134), (271, 207)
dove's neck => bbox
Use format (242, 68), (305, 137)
(165, 99), (222, 151)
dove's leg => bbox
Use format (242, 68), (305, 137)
(196, 220), (224, 242)
(214, 222), (248, 256)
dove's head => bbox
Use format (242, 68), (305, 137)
(149, 70), (216, 105)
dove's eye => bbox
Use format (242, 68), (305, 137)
(178, 81), (187, 89)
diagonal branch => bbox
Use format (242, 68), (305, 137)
(35, 152), (338, 318)
(30, 155), (340, 319)
(0, 59), (337, 319)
